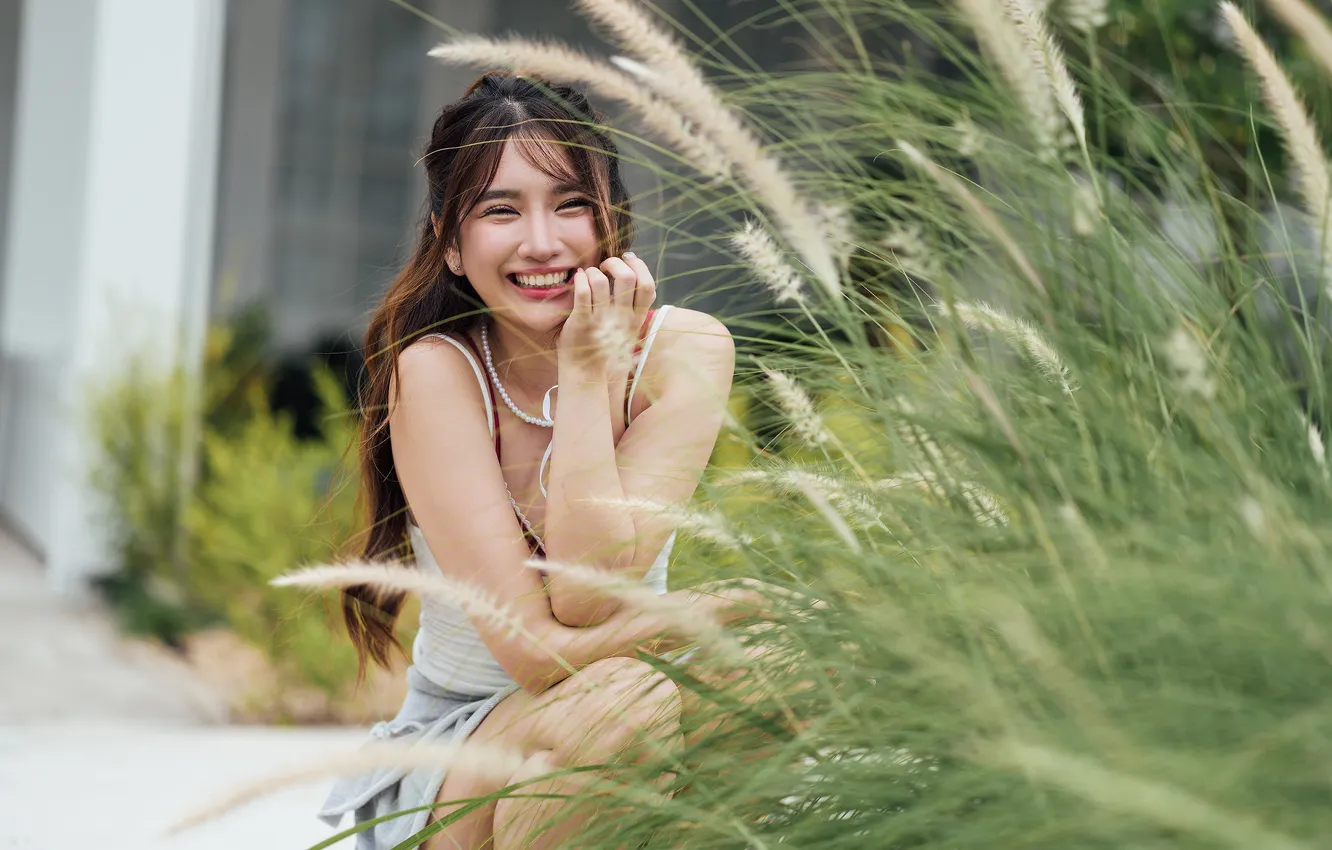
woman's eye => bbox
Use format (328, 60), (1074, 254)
(480, 206), (518, 218)
(559, 198), (593, 211)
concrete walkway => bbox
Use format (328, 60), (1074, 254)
(0, 725), (364, 849)
(0, 530), (369, 849)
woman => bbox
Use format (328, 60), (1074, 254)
(320, 72), (750, 849)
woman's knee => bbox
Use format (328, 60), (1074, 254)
(556, 657), (681, 759)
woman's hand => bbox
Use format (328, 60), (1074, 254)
(558, 252), (656, 382)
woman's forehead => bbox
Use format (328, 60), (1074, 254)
(489, 135), (583, 190)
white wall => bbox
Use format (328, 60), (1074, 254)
(0, 0), (226, 589)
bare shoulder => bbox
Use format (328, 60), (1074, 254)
(645, 307), (735, 392)
(390, 332), (486, 411)
(659, 306), (732, 349)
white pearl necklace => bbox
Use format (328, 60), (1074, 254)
(479, 321), (554, 554)
(480, 322), (556, 427)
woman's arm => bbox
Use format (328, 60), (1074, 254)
(390, 338), (734, 696)
(542, 306), (735, 626)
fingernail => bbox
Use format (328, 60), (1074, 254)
(624, 251), (636, 258)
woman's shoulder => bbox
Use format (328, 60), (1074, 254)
(393, 330), (487, 398)
(655, 306), (732, 351)
(642, 307), (735, 388)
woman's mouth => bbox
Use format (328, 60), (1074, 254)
(508, 269), (574, 299)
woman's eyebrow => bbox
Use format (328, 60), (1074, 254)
(477, 182), (586, 203)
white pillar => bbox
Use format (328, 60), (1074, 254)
(0, 0), (226, 590)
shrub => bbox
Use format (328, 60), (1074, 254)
(89, 314), (391, 720)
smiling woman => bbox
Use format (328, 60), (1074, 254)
(319, 72), (753, 850)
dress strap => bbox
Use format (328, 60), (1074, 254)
(624, 305), (673, 426)
(420, 332), (499, 449)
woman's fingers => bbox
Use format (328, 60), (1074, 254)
(571, 268), (591, 313)
(622, 252), (656, 314)
(599, 255), (637, 313)
(585, 265), (611, 310)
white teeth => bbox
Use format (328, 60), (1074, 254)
(513, 271), (569, 288)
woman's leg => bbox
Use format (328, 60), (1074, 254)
(423, 656), (682, 850)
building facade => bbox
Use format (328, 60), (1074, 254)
(0, 0), (811, 589)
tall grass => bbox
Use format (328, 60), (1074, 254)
(201, 0), (1332, 845)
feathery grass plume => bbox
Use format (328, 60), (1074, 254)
(953, 116), (984, 157)
(1239, 495), (1269, 538)
(1071, 178), (1100, 236)
(897, 141), (1048, 297)
(583, 495), (753, 550)
(1001, 0), (1088, 155)
(170, 741), (529, 834)
(1162, 325), (1216, 400)
(1261, 0), (1332, 82)
(874, 472), (1010, 527)
(937, 300), (1074, 393)
(789, 475), (863, 552)
(731, 220), (806, 304)
(428, 38), (731, 182)
(816, 201), (856, 271)
(1304, 414), (1328, 478)
(954, 0), (1066, 158)
(1061, 0), (1109, 32)
(761, 366), (831, 448)
(721, 468), (881, 526)
(529, 559), (744, 661)
(981, 740), (1311, 850)
(1221, 1), (1332, 292)
(609, 54), (657, 81)
(879, 222), (943, 282)
(272, 562), (536, 642)
(572, 0), (842, 297)
(590, 308), (636, 373)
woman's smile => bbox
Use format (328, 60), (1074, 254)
(508, 267), (576, 300)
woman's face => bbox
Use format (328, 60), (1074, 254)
(452, 139), (602, 334)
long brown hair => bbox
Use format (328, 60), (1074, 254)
(344, 72), (635, 675)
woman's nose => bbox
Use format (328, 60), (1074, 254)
(519, 211), (559, 261)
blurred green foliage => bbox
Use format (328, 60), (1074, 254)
(1076, 0), (1330, 192)
(89, 308), (366, 705)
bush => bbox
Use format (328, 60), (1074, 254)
(89, 313), (397, 721)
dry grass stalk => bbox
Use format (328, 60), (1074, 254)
(529, 559), (744, 660)
(272, 562), (536, 642)
(721, 468), (881, 526)
(938, 300), (1073, 393)
(170, 741), (529, 834)
(761, 367), (831, 447)
(1062, 0), (1109, 32)
(874, 471), (1010, 527)
(1261, 0), (1332, 82)
(1162, 326), (1216, 400)
(955, 0), (1066, 157)
(1001, 0), (1088, 154)
(583, 494), (753, 550)
(789, 476), (863, 552)
(429, 38), (731, 182)
(879, 222), (943, 282)
(572, 0), (842, 297)
(1304, 415), (1328, 478)
(897, 141), (1048, 297)
(1221, 1), (1332, 293)
(730, 220), (806, 304)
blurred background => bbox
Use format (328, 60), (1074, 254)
(2, 0), (1329, 845)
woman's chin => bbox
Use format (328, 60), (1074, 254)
(496, 291), (573, 332)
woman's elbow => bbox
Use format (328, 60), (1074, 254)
(549, 592), (622, 628)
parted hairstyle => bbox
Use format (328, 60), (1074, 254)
(345, 72), (634, 675)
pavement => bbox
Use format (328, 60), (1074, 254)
(0, 529), (367, 849)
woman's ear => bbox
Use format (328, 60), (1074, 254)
(444, 245), (463, 276)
